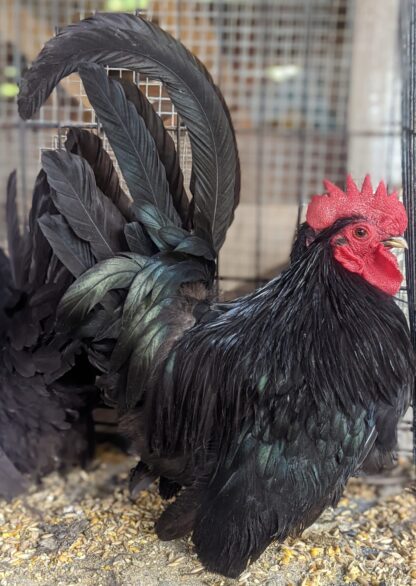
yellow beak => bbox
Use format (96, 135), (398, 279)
(382, 237), (408, 250)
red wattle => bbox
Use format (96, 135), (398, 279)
(333, 244), (403, 296)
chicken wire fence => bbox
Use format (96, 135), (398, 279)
(0, 0), (414, 469)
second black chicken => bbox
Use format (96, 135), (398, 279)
(0, 169), (97, 501)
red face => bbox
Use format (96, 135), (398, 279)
(331, 221), (407, 296)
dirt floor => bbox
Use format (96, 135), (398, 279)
(0, 449), (415, 586)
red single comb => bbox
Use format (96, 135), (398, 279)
(306, 175), (408, 235)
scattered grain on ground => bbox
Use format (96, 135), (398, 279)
(0, 449), (415, 586)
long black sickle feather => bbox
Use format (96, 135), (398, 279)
(65, 127), (133, 221)
(18, 12), (240, 253)
(117, 78), (190, 227)
(78, 64), (181, 228)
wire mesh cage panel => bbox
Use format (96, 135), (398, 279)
(0, 0), (414, 465)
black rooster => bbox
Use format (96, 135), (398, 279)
(0, 170), (96, 501)
(17, 13), (415, 577)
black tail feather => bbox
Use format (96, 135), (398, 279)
(18, 12), (239, 253)
(79, 64), (181, 228)
(65, 127), (133, 221)
(38, 213), (95, 278)
(117, 78), (190, 227)
(6, 171), (30, 289)
(28, 170), (56, 288)
(41, 149), (127, 262)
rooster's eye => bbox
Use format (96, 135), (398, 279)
(353, 227), (368, 239)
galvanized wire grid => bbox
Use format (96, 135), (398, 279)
(0, 0), (354, 282)
(0, 0), (413, 464)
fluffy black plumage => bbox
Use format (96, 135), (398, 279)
(0, 171), (97, 500)
(17, 12), (414, 578)
(138, 219), (414, 576)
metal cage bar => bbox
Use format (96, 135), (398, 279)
(400, 0), (416, 465)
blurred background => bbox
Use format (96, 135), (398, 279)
(0, 0), (413, 471)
